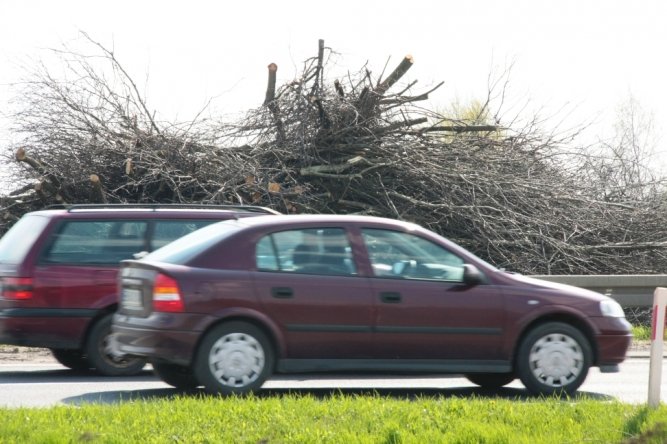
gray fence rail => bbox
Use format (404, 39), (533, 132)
(531, 275), (667, 307)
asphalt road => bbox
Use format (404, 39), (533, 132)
(0, 356), (664, 408)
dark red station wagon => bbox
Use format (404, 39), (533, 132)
(0, 204), (277, 375)
(112, 215), (632, 395)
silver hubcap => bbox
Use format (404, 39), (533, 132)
(528, 333), (584, 388)
(208, 332), (265, 388)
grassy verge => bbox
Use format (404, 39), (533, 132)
(633, 325), (651, 341)
(1, 395), (667, 443)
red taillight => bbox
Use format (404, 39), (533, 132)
(1, 277), (34, 300)
(152, 273), (183, 312)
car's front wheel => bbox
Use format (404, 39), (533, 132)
(465, 372), (515, 389)
(85, 314), (146, 376)
(194, 321), (273, 396)
(517, 322), (592, 396)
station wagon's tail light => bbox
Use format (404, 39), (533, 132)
(152, 273), (183, 312)
(1, 277), (34, 300)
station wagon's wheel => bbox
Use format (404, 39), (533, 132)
(464, 372), (515, 389)
(194, 321), (274, 396)
(152, 362), (200, 389)
(50, 348), (91, 372)
(85, 314), (146, 376)
(517, 322), (591, 396)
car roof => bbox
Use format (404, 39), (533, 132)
(25, 204), (279, 219)
(230, 214), (423, 230)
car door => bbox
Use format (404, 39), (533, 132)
(28, 220), (147, 345)
(35, 220), (149, 309)
(361, 228), (506, 361)
(252, 227), (375, 360)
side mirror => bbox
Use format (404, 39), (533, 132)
(463, 264), (484, 286)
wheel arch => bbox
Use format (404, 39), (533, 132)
(76, 303), (118, 350)
(192, 309), (285, 370)
(512, 312), (599, 368)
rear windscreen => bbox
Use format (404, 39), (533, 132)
(0, 215), (50, 264)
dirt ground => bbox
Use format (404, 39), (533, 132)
(0, 345), (57, 363)
(0, 341), (652, 365)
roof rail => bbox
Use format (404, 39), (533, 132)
(45, 203), (280, 215)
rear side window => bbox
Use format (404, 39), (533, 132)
(151, 220), (217, 250)
(0, 215), (50, 264)
(41, 221), (148, 265)
(256, 228), (357, 276)
(144, 220), (243, 265)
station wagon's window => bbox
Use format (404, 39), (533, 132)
(145, 220), (242, 265)
(361, 229), (465, 282)
(151, 220), (216, 250)
(256, 228), (357, 276)
(41, 221), (148, 264)
(0, 214), (50, 264)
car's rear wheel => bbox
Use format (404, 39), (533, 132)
(152, 362), (200, 389)
(50, 348), (91, 371)
(465, 372), (515, 389)
(194, 321), (273, 396)
(85, 314), (146, 376)
(517, 322), (591, 396)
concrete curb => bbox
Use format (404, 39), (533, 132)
(627, 341), (651, 359)
(627, 352), (650, 359)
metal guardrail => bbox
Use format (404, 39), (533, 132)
(531, 275), (667, 307)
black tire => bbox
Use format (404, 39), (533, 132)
(194, 321), (274, 396)
(85, 314), (146, 376)
(465, 373), (515, 389)
(50, 348), (91, 371)
(152, 362), (200, 389)
(516, 322), (592, 396)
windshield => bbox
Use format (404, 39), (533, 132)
(0, 215), (50, 264)
(143, 219), (243, 264)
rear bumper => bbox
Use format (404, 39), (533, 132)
(0, 308), (95, 349)
(112, 312), (210, 366)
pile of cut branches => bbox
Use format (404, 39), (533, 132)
(2, 37), (666, 274)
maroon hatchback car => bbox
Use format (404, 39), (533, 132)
(0, 204), (277, 375)
(112, 215), (632, 395)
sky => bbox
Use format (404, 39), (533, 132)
(1, 0), (666, 190)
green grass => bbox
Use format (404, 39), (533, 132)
(633, 325), (651, 341)
(1, 395), (667, 443)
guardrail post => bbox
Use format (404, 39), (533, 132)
(648, 287), (667, 407)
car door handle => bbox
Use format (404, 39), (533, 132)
(380, 292), (402, 303)
(271, 287), (294, 299)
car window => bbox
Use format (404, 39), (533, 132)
(144, 220), (243, 264)
(151, 220), (217, 250)
(41, 221), (148, 264)
(0, 215), (50, 264)
(256, 228), (357, 276)
(361, 229), (465, 282)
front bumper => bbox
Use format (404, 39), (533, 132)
(594, 317), (633, 367)
(596, 333), (633, 365)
